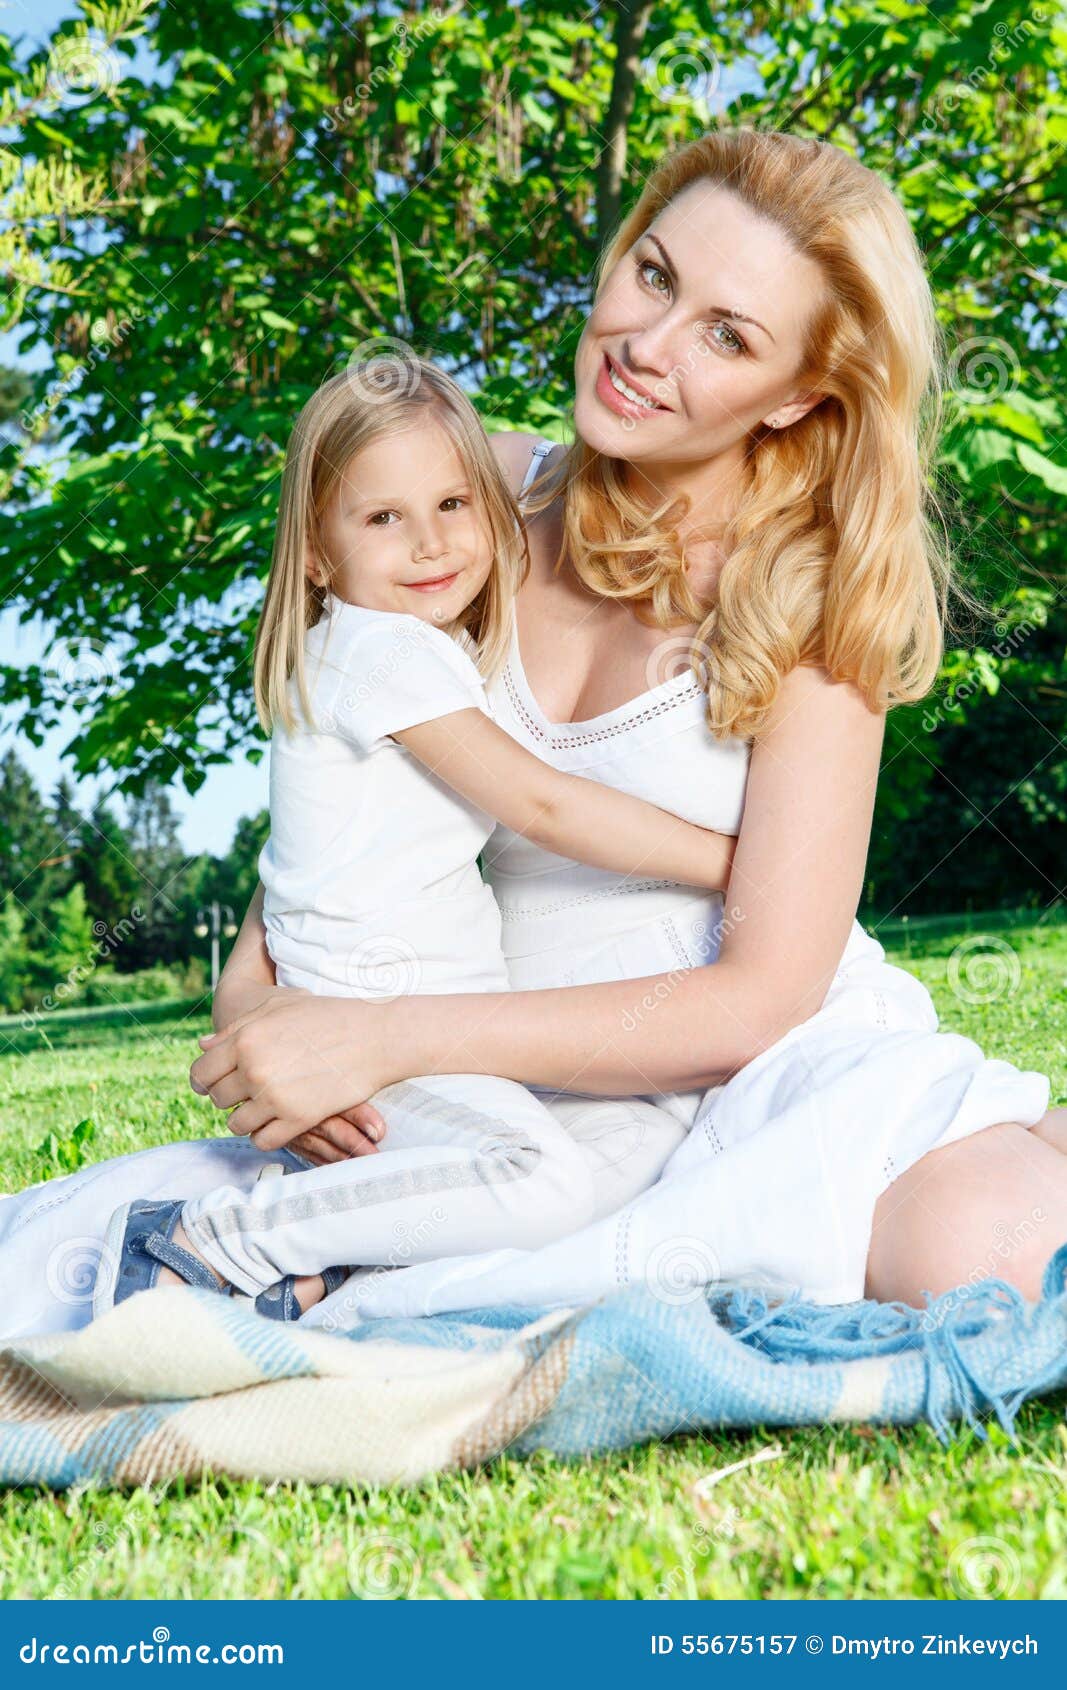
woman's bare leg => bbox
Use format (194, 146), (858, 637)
(1026, 1103), (1067, 1156)
(865, 1117), (1067, 1306)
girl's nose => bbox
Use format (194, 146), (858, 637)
(412, 520), (447, 562)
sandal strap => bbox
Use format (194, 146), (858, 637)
(140, 1230), (229, 1292)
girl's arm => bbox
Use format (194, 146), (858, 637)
(209, 881), (384, 1158)
(192, 664), (885, 1149)
(395, 709), (737, 890)
(212, 881), (277, 1032)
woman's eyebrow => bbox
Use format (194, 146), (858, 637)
(644, 233), (776, 344)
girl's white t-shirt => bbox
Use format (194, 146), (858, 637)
(258, 592), (509, 999)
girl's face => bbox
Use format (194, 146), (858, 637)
(573, 180), (828, 474)
(313, 416), (493, 622)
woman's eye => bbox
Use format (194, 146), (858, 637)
(637, 258), (670, 296)
(705, 320), (746, 356)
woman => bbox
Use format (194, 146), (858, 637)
(3, 129), (1063, 1341)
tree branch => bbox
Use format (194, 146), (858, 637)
(595, 0), (655, 245)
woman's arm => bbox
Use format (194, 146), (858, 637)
(191, 665), (885, 1149)
(395, 709), (737, 890)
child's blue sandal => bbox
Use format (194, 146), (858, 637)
(92, 1198), (347, 1323)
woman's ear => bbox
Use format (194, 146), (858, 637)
(764, 390), (826, 430)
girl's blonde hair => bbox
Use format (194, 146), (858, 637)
(254, 359), (528, 733)
(527, 126), (979, 741)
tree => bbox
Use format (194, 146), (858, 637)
(0, 895), (31, 1013)
(1, 1), (1064, 914)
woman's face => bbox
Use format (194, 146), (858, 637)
(574, 180), (828, 472)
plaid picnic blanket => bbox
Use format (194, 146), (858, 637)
(3, 1243), (1067, 1488)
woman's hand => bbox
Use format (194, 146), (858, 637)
(189, 990), (398, 1151)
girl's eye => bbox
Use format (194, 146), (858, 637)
(367, 510), (399, 526)
(440, 496), (466, 512)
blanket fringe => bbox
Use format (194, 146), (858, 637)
(710, 1240), (1067, 1447)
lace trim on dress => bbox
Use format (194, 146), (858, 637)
(502, 663), (704, 751)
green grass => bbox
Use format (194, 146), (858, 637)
(2, 919), (1066, 1600)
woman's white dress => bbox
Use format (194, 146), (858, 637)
(304, 441), (1052, 1323)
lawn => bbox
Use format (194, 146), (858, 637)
(2, 917), (1066, 1600)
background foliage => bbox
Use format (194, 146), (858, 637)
(1, 0), (1065, 926)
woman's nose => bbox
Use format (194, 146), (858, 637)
(623, 317), (686, 394)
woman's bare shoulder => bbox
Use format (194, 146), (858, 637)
(487, 429), (547, 496)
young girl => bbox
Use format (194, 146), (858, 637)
(93, 358), (741, 1321)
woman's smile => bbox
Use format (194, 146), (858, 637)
(595, 350), (673, 420)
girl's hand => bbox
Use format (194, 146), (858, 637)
(289, 1103), (387, 1164)
(190, 992), (397, 1151)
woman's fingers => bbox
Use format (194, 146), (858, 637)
(196, 1071), (251, 1112)
(249, 1117), (303, 1152)
(189, 1035), (238, 1096)
(223, 1096), (276, 1139)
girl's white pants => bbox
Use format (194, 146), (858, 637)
(0, 1078), (686, 1343)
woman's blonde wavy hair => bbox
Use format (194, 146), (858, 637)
(525, 127), (980, 742)
(254, 359), (528, 734)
